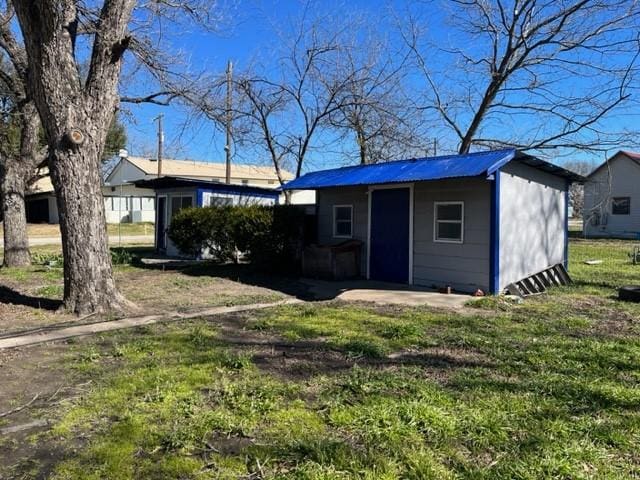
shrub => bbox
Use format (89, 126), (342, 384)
(167, 207), (217, 257)
(167, 204), (305, 270)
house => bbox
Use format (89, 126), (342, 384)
(104, 155), (313, 223)
(282, 149), (583, 294)
(583, 150), (640, 239)
(25, 174), (58, 224)
(134, 176), (281, 256)
(26, 154), (313, 224)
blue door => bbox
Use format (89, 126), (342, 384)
(369, 188), (410, 283)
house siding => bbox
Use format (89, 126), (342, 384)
(316, 186), (369, 274)
(499, 162), (566, 290)
(412, 178), (491, 293)
(583, 153), (640, 238)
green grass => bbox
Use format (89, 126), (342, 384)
(7, 239), (640, 479)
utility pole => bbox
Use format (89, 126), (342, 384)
(433, 138), (437, 157)
(225, 60), (233, 184)
(155, 114), (164, 177)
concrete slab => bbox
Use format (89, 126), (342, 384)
(300, 279), (473, 308)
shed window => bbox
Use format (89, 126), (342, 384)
(209, 195), (234, 207)
(434, 202), (464, 243)
(171, 195), (193, 218)
(612, 197), (630, 215)
(333, 205), (353, 238)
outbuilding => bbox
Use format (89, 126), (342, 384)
(282, 149), (583, 294)
(134, 176), (281, 257)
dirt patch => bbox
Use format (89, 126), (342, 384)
(0, 342), (88, 479)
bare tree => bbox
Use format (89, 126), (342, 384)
(564, 159), (595, 218)
(11, 0), (221, 314)
(232, 12), (363, 188)
(405, 0), (640, 155)
(329, 29), (425, 164)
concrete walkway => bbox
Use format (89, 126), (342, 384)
(0, 235), (154, 247)
(301, 279), (473, 308)
(0, 299), (301, 350)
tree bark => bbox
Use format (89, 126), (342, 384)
(52, 141), (126, 314)
(0, 103), (42, 267)
(13, 0), (137, 314)
(1, 163), (30, 267)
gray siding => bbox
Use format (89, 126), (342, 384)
(413, 178), (491, 293)
(583, 153), (640, 238)
(315, 180), (492, 292)
(499, 162), (566, 290)
(316, 186), (369, 274)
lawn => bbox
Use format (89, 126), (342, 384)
(0, 239), (639, 479)
(0, 222), (154, 239)
(0, 246), (286, 334)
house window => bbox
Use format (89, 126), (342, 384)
(333, 205), (353, 238)
(612, 197), (630, 215)
(141, 197), (155, 211)
(434, 202), (464, 243)
(171, 195), (193, 218)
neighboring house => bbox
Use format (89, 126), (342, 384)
(134, 176), (281, 256)
(104, 155), (313, 223)
(26, 154), (314, 224)
(283, 149), (583, 294)
(583, 150), (640, 239)
(25, 174), (59, 224)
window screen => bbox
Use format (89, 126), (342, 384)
(434, 202), (464, 243)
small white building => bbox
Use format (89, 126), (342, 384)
(133, 176), (281, 257)
(583, 150), (640, 239)
(103, 156), (314, 223)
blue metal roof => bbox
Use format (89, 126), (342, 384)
(282, 149), (584, 190)
(282, 149), (516, 190)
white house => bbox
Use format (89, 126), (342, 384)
(26, 155), (315, 224)
(583, 150), (640, 239)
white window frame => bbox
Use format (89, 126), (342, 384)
(433, 201), (464, 244)
(333, 204), (353, 238)
(170, 194), (195, 219)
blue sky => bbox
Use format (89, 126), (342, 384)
(121, 0), (640, 173)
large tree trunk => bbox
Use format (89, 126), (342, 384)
(1, 163), (30, 267)
(13, 0), (137, 314)
(1, 103), (42, 267)
(51, 141), (127, 314)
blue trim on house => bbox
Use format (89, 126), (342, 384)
(196, 187), (279, 200)
(564, 179), (569, 270)
(196, 188), (204, 207)
(489, 170), (501, 294)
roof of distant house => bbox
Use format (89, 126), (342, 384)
(586, 150), (640, 178)
(282, 149), (583, 190)
(124, 156), (293, 182)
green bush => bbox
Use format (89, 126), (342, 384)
(167, 204), (305, 270)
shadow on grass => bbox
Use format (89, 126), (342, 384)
(132, 258), (328, 301)
(0, 285), (61, 311)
